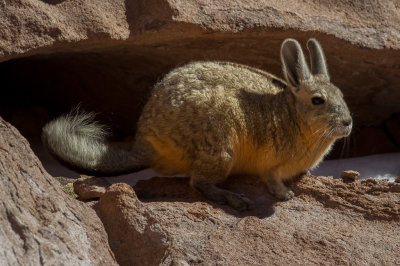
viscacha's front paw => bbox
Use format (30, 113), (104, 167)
(268, 184), (294, 200)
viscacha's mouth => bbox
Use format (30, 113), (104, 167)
(333, 125), (352, 138)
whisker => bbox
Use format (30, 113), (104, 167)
(304, 126), (333, 168)
(317, 129), (335, 156)
(307, 128), (335, 169)
(304, 127), (331, 156)
(311, 127), (326, 136)
(292, 126), (330, 159)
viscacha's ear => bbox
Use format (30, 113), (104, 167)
(306, 38), (330, 80)
(281, 38), (312, 89)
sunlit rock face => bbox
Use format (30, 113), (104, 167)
(0, 117), (117, 265)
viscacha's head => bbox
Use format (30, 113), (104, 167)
(280, 38), (352, 140)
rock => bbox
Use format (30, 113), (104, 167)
(340, 170), (360, 182)
(396, 176), (400, 183)
(94, 183), (169, 266)
(95, 174), (400, 265)
(73, 175), (109, 200)
(0, 116), (117, 265)
(0, 0), (399, 61)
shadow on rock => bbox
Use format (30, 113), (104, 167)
(134, 175), (278, 218)
(40, 0), (67, 5)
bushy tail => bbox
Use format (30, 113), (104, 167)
(42, 110), (147, 176)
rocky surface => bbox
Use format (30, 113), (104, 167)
(0, 0), (399, 60)
(93, 174), (400, 265)
(0, 116), (117, 265)
(95, 183), (170, 266)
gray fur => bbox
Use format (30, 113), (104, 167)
(42, 38), (352, 211)
(42, 110), (149, 176)
(307, 38), (330, 79)
(281, 38), (312, 88)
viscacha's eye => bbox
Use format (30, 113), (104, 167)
(312, 97), (325, 105)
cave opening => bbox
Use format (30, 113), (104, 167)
(0, 39), (399, 180)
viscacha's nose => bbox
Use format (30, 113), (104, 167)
(342, 118), (352, 127)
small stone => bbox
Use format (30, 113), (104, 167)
(395, 176), (400, 183)
(340, 170), (360, 182)
(73, 175), (110, 200)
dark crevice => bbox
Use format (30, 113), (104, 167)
(34, 239), (44, 265)
(5, 208), (29, 251)
(39, 0), (66, 5)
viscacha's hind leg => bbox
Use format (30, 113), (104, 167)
(192, 182), (253, 211)
(190, 151), (253, 211)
